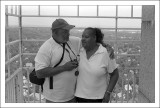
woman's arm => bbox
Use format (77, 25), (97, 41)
(103, 68), (119, 103)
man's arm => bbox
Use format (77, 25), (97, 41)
(36, 61), (78, 78)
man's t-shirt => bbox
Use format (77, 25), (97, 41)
(35, 36), (81, 102)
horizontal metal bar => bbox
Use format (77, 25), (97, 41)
(22, 66), (35, 70)
(22, 39), (46, 42)
(5, 26), (22, 29)
(5, 13), (20, 17)
(12, 5), (142, 6)
(116, 54), (140, 56)
(124, 67), (140, 70)
(104, 40), (141, 42)
(22, 39), (141, 42)
(21, 26), (141, 30)
(22, 53), (37, 56)
(18, 15), (142, 19)
(5, 40), (20, 46)
(5, 68), (22, 83)
(116, 28), (141, 30)
(5, 54), (20, 66)
(21, 53), (140, 57)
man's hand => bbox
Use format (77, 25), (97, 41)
(62, 61), (78, 71)
(102, 92), (111, 103)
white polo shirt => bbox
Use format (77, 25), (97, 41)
(75, 44), (118, 99)
(35, 36), (81, 102)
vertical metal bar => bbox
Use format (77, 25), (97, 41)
(19, 5), (22, 74)
(77, 5), (79, 16)
(27, 68), (30, 102)
(58, 5), (60, 16)
(6, 5), (8, 14)
(7, 82), (10, 102)
(109, 92), (112, 103)
(19, 70), (24, 103)
(132, 71), (135, 102)
(5, 83), (8, 102)
(115, 5), (118, 57)
(13, 77), (16, 102)
(131, 5), (133, 17)
(121, 77), (124, 103)
(16, 74), (20, 102)
(11, 78), (14, 102)
(10, 79), (13, 102)
(115, 89), (118, 103)
(39, 86), (42, 103)
(15, 5), (17, 15)
(97, 5), (99, 17)
(18, 5), (24, 103)
(11, 5), (13, 14)
(115, 5), (119, 103)
(9, 81), (12, 102)
(38, 5), (40, 16)
(14, 75), (17, 102)
(6, 5), (11, 78)
(33, 84), (36, 103)
(126, 73), (129, 103)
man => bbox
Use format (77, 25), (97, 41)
(35, 19), (81, 103)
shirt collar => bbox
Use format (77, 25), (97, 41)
(95, 44), (106, 54)
(81, 44), (106, 54)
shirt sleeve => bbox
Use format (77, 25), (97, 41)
(108, 58), (118, 73)
(104, 51), (118, 73)
(35, 44), (51, 71)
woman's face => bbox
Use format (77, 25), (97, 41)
(81, 29), (96, 50)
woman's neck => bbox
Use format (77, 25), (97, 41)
(86, 43), (99, 52)
(85, 43), (99, 60)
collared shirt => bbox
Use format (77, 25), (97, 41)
(35, 36), (81, 102)
(75, 44), (118, 99)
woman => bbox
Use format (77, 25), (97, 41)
(75, 27), (119, 103)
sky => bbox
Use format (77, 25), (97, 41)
(7, 5), (142, 28)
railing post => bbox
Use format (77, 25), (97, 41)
(18, 5), (24, 103)
(132, 71), (135, 102)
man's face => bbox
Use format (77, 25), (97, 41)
(55, 29), (70, 43)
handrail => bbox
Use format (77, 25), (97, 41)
(5, 54), (20, 66)
(5, 67), (22, 83)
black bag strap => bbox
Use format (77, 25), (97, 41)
(49, 43), (65, 89)
(66, 43), (77, 59)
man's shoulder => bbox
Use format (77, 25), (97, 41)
(69, 36), (81, 42)
(38, 38), (53, 52)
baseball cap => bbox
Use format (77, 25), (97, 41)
(51, 19), (75, 30)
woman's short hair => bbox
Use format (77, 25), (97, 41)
(85, 27), (104, 44)
(85, 27), (115, 59)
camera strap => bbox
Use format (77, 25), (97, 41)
(49, 43), (65, 89)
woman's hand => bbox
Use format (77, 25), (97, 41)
(102, 92), (111, 103)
